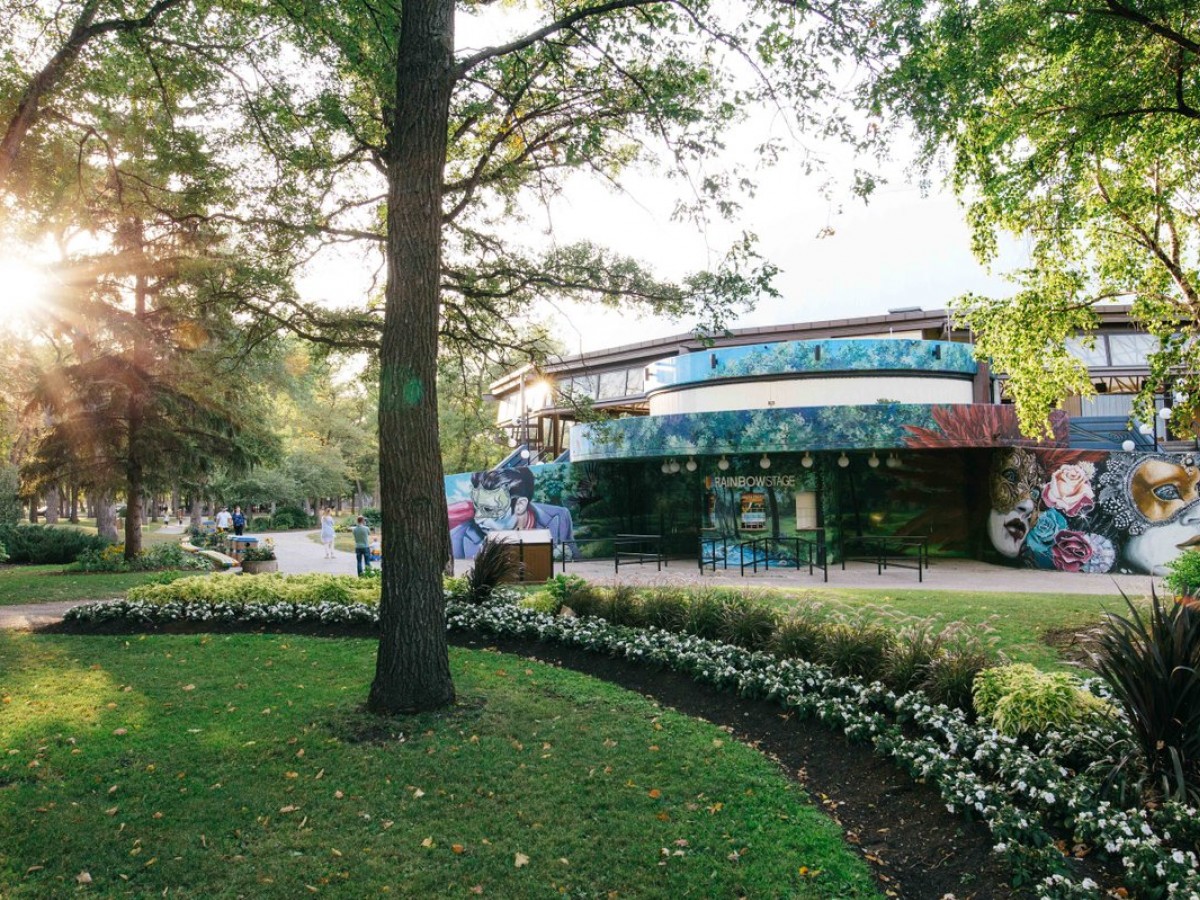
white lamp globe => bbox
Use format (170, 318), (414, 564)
(519, 448), (531, 460)
(685, 457), (698, 472)
(717, 455), (730, 471)
(1121, 440), (1136, 452)
(800, 453), (813, 469)
(1160, 406), (1173, 420)
(868, 452), (880, 468)
(661, 461), (670, 474)
(886, 453), (901, 469)
(759, 454), (771, 470)
(1138, 422), (1154, 435)
(837, 453), (850, 468)
(668, 459), (680, 474)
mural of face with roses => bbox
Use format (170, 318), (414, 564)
(987, 447), (1042, 558)
(1100, 455), (1200, 575)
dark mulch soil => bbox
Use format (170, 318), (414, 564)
(41, 618), (1123, 898)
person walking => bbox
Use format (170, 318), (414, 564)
(232, 506), (246, 536)
(352, 515), (372, 576)
(215, 507), (232, 533)
(320, 509), (336, 559)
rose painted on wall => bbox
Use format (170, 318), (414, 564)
(1024, 508), (1067, 568)
(1051, 530), (1094, 572)
(1042, 462), (1097, 517)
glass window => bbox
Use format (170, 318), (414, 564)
(625, 367), (645, 395)
(1065, 336), (1109, 366)
(1107, 333), (1157, 366)
(598, 370), (626, 400)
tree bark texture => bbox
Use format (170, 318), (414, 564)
(44, 485), (59, 524)
(367, 0), (457, 715)
(95, 491), (118, 542)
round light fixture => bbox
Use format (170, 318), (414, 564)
(685, 457), (698, 472)
(800, 452), (813, 469)
(717, 455), (730, 471)
(837, 452), (850, 468)
(519, 447), (531, 460)
(1121, 439), (1136, 452)
(868, 452), (880, 468)
(1160, 406), (1173, 420)
(668, 459), (681, 474)
(759, 454), (771, 470)
(508, 437), (517, 448)
(886, 453), (901, 469)
(661, 461), (670, 474)
(1138, 422), (1154, 435)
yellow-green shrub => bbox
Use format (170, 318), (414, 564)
(973, 664), (1110, 736)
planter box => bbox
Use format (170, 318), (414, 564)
(241, 559), (279, 575)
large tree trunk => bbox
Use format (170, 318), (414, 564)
(124, 265), (148, 559)
(189, 494), (202, 530)
(44, 485), (59, 524)
(367, 0), (456, 715)
(69, 485), (79, 523)
(94, 491), (119, 542)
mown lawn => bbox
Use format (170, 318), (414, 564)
(0, 633), (879, 898)
(754, 586), (1137, 670)
(0, 565), (194, 608)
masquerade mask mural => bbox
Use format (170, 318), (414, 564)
(1099, 453), (1200, 575)
(987, 447), (1043, 558)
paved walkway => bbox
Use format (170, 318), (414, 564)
(0, 530), (1161, 631)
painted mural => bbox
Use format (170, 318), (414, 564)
(648, 338), (977, 389)
(572, 403), (1067, 462)
(446, 465), (578, 560)
(700, 467), (822, 568)
(985, 449), (1200, 575)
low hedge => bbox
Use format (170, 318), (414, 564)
(0, 523), (109, 564)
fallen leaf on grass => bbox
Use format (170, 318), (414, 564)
(469, 886), (483, 895)
(412, 788), (425, 799)
(514, 852), (529, 868)
(647, 789), (662, 799)
(182, 684), (196, 692)
(280, 805), (300, 814)
(421, 838), (434, 848)
(451, 844), (465, 854)
(112, 728), (128, 736)
(76, 871), (92, 884)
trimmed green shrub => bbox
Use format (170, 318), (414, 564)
(520, 590), (561, 615)
(359, 507), (383, 528)
(0, 524), (108, 564)
(974, 664), (1110, 736)
(127, 572), (381, 607)
(1089, 590), (1200, 803)
(0, 540), (7, 564)
(1165, 549), (1200, 600)
(249, 516), (273, 532)
(271, 506), (313, 529)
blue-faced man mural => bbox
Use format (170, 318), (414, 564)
(449, 466), (577, 560)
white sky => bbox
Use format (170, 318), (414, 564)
(296, 3), (1027, 357)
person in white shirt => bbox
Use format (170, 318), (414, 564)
(215, 507), (233, 532)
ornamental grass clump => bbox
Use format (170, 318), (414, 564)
(881, 620), (944, 694)
(973, 663), (1111, 737)
(921, 623), (999, 712)
(818, 618), (894, 681)
(598, 583), (642, 626)
(683, 588), (727, 640)
(464, 539), (519, 604)
(638, 586), (690, 632)
(1088, 589), (1200, 803)
(717, 593), (779, 651)
(771, 603), (827, 661)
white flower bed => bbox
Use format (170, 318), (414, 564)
(64, 592), (1200, 899)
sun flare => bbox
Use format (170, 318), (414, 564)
(0, 254), (50, 323)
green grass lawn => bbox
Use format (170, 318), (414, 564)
(751, 586), (1136, 670)
(307, 531), (360, 554)
(0, 633), (879, 898)
(51, 519), (180, 547)
(0, 565), (192, 607)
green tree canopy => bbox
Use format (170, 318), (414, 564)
(869, 0), (1200, 436)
